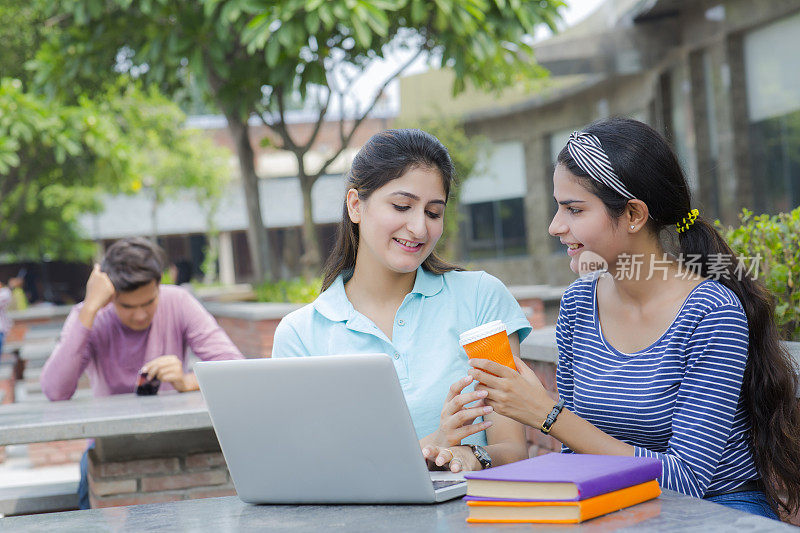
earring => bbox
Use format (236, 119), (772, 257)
(630, 225), (635, 230)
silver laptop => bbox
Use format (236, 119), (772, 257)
(195, 354), (467, 503)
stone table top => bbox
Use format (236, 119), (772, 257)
(0, 391), (211, 446)
(1, 490), (794, 532)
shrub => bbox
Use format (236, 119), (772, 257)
(717, 207), (800, 341)
(254, 277), (322, 304)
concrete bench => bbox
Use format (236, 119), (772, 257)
(22, 327), (62, 342)
(0, 481), (78, 517)
(19, 342), (55, 370)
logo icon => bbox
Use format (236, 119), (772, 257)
(576, 250), (608, 279)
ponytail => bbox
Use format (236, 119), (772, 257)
(678, 219), (800, 516)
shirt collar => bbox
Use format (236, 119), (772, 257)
(312, 274), (353, 323)
(410, 266), (444, 297)
(312, 266), (444, 323)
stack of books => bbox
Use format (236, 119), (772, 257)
(463, 453), (662, 524)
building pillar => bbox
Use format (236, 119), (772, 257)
(218, 232), (235, 286)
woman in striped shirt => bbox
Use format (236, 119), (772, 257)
(468, 118), (800, 520)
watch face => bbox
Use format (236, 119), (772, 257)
(472, 445), (491, 468)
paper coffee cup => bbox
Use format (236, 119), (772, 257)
(459, 320), (517, 372)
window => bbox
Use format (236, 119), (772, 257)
(669, 61), (699, 193)
(465, 198), (527, 259)
(744, 13), (800, 214)
(547, 128), (576, 252)
(461, 142), (528, 259)
(700, 50), (721, 215)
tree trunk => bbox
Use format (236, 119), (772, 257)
(151, 189), (159, 244)
(224, 112), (273, 282)
(298, 172), (322, 277)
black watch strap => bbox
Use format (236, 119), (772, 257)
(540, 398), (566, 434)
(469, 444), (492, 469)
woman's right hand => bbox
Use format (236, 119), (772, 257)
(422, 376), (494, 452)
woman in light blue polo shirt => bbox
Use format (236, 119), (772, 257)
(273, 129), (531, 473)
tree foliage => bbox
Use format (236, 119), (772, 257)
(718, 207), (800, 341)
(0, 0), (48, 85)
(0, 77), (133, 260)
(0, 76), (232, 262)
(33, 0), (563, 276)
(101, 80), (232, 213)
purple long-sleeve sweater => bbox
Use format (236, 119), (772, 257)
(41, 285), (244, 400)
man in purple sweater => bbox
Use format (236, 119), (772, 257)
(40, 237), (244, 508)
(41, 237), (244, 400)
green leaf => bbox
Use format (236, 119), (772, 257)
(410, 0), (427, 24)
(460, 0), (487, 22)
(317, 2), (334, 27)
(350, 16), (372, 48)
(265, 36), (280, 67)
(305, 10), (321, 34)
(358, 1), (390, 36)
(242, 13), (273, 51)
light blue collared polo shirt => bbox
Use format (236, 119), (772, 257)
(272, 267), (532, 446)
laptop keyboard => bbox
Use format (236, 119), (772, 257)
(433, 480), (464, 490)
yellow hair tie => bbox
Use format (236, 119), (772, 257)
(676, 209), (699, 233)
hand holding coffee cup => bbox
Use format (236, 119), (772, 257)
(459, 320), (517, 374)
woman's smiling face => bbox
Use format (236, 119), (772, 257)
(348, 165), (446, 274)
(548, 164), (626, 275)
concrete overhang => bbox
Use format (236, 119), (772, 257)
(533, 0), (680, 77)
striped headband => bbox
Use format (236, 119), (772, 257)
(566, 131), (637, 200)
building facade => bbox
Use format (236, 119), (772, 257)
(80, 114), (392, 283)
(400, 0), (800, 286)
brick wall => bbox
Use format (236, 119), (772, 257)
(28, 440), (87, 467)
(88, 451), (235, 508)
(213, 316), (281, 358)
(516, 298), (546, 330)
(5, 315), (61, 344)
(519, 360), (562, 457)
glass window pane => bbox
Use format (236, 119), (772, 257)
(498, 198), (527, 256)
(744, 12), (800, 214)
(749, 110), (800, 213)
(469, 202), (496, 242)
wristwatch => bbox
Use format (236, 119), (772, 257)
(469, 445), (492, 469)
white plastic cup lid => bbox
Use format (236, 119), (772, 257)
(459, 320), (507, 346)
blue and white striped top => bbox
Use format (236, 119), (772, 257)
(555, 274), (759, 497)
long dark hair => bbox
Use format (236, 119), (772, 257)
(558, 117), (800, 516)
(321, 129), (462, 292)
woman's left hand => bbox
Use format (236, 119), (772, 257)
(421, 445), (478, 472)
(467, 356), (554, 429)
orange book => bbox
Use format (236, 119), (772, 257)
(466, 479), (661, 524)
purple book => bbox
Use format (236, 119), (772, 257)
(463, 453), (662, 501)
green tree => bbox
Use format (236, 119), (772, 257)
(0, 77), (232, 263)
(99, 81), (232, 244)
(0, 0), (48, 85)
(0, 78), (133, 261)
(33, 0), (563, 278)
